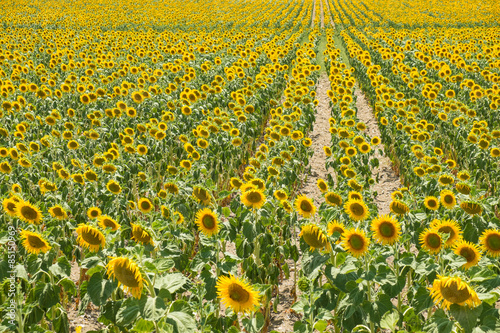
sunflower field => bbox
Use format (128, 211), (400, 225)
(1, 0), (500, 332)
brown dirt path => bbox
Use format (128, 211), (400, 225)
(311, 0), (316, 28)
(319, 0), (325, 28)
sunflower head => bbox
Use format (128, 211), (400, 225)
(216, 275), (260, 314)
(460, 201), (482, 215)
(241, 189), (266, 210)
(107, 257), (144, 299)
(371, 215), (401, 245)
(389, 199), (409, 216)
(131, 223), (154, 245)
(195, 208), (219, 237)
(317, 179), (328, 193)
(98, 215), (120, 231)
(193, 186), (212, 205)
(274, 189), (288, 201)
(76, 224), (106, 252)
(327, 221), (345, 243)
(15, 200), (43, 224)
(299, 224), (330, 252)
(479, 229), (500, 258)
(344, 199), (370, 221)
(429, 275), (480, 310)
(49, 205), (68, 220)
(433, 219), (462, 248)
(424, 196), (440, 210)
(453, 240), (482, 269)
(325, 192), (343, 207)
(341, 228), (370, 257)
(137, 198), (153, 214)
(295, 195), (316, 218)
(419, 228), (442, 254)
(20, 230), (51, 254)
(440, 190), (456, 209)
(2, 198), (18, 217)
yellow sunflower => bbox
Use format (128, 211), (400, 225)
(432, 219), (462, 248)
(241, 189), (266, 209)
(87, 207), (102, 219)
(131, 223), (154, 245)
(294, 195), (316, 218)
(453, 240), (482, 269)
(98, 215), (120, 231)
(341, 228), (370, 257)
(216, 275), (260, 314)
(195, 208), (219, 237)
(137, 198), (153, 214)
(274, 190), (288, 201)
(193, 186), (212, 205)
(327, 221), (346, 242)
(20, 230), (51, 254)
(106, 180), (122, 195)
(419, 228), (442, 254)
(107, 257), (144, 299)
(325, 192), (342, 207)
(479, 229), (500, 257)
(230, 177), (243, 189)
(344, 199), (370, 221)
(2, 197), (18, 217)
(299, 224), (330, 252)
(424, 196), (440, 210)
(317, 179), (328, 193)
(440, 190), (456, 209)
(460, 201), (482, 215)
(48, 205), (68, 220)
(429, 275), (480, 310)
(371, 215), (401, 245)
(15, 200), (43, 224)
(76, 224), (106, 252)
(389, 199), (409, 216)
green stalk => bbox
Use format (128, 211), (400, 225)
(365, 255), (375, 333)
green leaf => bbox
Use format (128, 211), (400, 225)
(242, 311), (265, 333)
(165, 311), (197, 333)
(140, 296), (167, 321)
(423, 309), (454, 333)
(132, 318), (155, 332)
(449, 304), (482, 333)
(35, 283), (60, 309)
(314, 320), (328, 332)
(116, 298), (140, 326)
(155, 273), (190, 294)
(87, 272), (116, 306)
(222, 207), (231, 218)
(53, 309), (69, 333)
(380, 310), (399, 332)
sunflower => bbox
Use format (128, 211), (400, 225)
(317, 179), (328, 193)
(327, 220), (345, 242)
(107, 257), (144, 299)
(76, 224), (106, 252)
(87, 207), (102, 219)
(371, 215), (401, 245)
(173, 211), (184, 224)
(0, 161), (12, 174)
(432, 219), (462, 248)
(193, 186), (212, 205)
(424, 196), (440, 210)
(479, 229), (500, 257)
(344, 199), (370, 221)
(341, 228), (370, 257)
(216, 275), (260, 314)
(241, 189), (266, 209)
(15, 200), (43, 224)
(106, 180), (122, 195)
(460, 201), (482, 215)
(439, 190), (456, 209)
(389, 199), (409, 216)
(195, 208), (219, 237)
(164, 182), (179, 194)
(294, 195), (316, 218)
(325, 192), (342, 207)
(47, 205), (67, 220)
(2, 197), (18, 217)
(274, 189), (288, 201)
(98, 215), (120, 231)
(230, 177), (243, 189)
(419, 228), (442, 254)
(20, 230), (51, 254)
(131, 223), (154, 245)
(299, 224), (330, 251)
(137, 198), (153, 214)
(429, 275), (480, 310)
(281, 200), (293, 213)
(453, 240), (482, 269)
(456, 183), (471, 195)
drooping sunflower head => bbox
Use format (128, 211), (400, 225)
(456, 182), (471, 195)
(137, 198), (153, 214)
(479, 229), (500, 258)
(371, 215), (401, 245)
(460, 200), (482, 216)
(98, 215), (120, 231)
(131, 223), (154, 245)
(15, 200), (43, 224)
(216, 275), (260, 314)
(294, 195), (316, 218)
(453, 240), (482, 269)
(327, 220), (345, 243)
(299, 224), (329, 252)
(163, 182), (179, 194)
(76, 224), (106, 252)
(195, 208), (219, 237)
(433, 219), (462, 248)
(341, 228), (370, 257)
(419, 228), (442, 254)
(424, 196), (440, 210)
(440, 190), (456, 209)
(49, 205), (68, 220)
(107, 257), (144, 299)
(325, 192), (342, 207)
(20, 230), (51, 254)
(241, 189), (266, 210)
(429, 275), (480, 310)
(193, 186), (212, 205)
(389, 199), (409, 216)
(344, 199), (370, 221)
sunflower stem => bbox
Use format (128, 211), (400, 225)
(365, 256), (375, 333)
(143, 273), (156, 297)
(394, 244), (401, 314)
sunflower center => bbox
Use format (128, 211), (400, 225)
(300, 200), (313, 213)
(438, 226), (455, 239)
(133, 229), (150, 242)
(427, 234), (441, 249)
(440, 282), (472, 304)
(52, 207), (64, 217)
(114, 264), (140, 288)
(141, 201), (151, 210)
(444, 195), (454, 204)
(90, 210), (99, 218)
(303, 228), (325, 249)
(27, 234), (46, 248)
(486, 234), (500, 251)
(247, 192), (262, 203)
(350, 203), (365, 217)
(228, 283), (250, 303)
(379, 222), (396, 238)
(102, 219), (115, 228)
(202, 215), (216, 229)
(20, 205), (38, 220)
(81, 229), (104, 245)
(459, 247), (475, 262)
(6, 202), (17, 212)
(108, 183), (120, 192)
(428, 199), (437, 208)
(349, 235), (365, 250)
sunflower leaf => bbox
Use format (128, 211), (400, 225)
(165, 311), (196, 333)
(449, 304), (482, 333)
